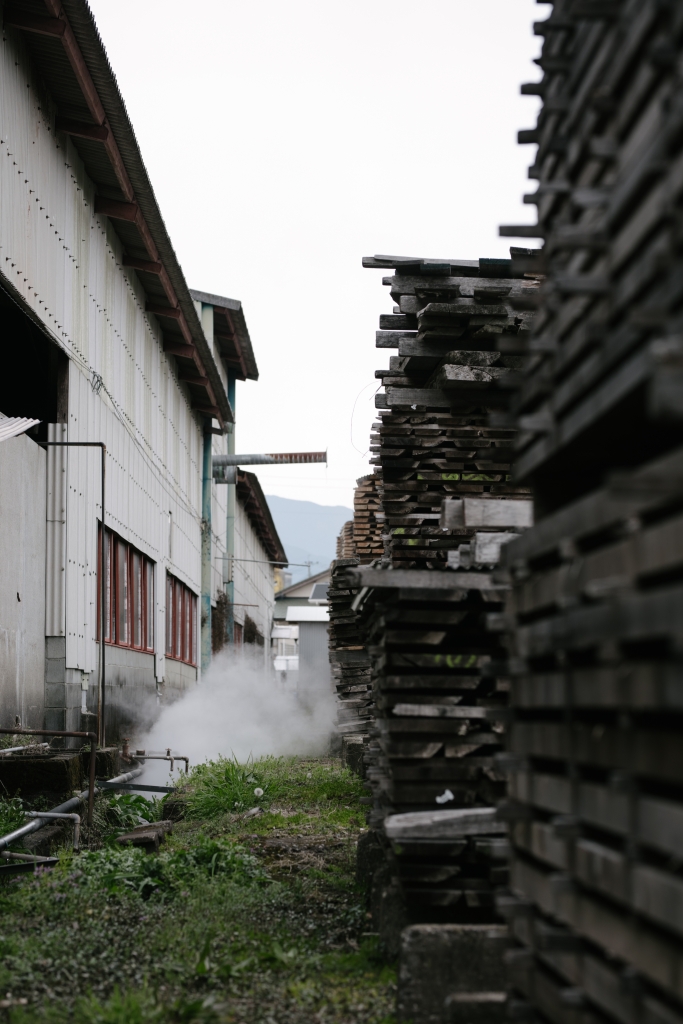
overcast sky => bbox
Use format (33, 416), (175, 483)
(88, 0), (547, 508)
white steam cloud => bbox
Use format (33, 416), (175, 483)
(137, 648), (336, 784)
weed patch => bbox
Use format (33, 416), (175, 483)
(0, 756), (394, 1023)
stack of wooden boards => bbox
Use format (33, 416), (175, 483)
(328, 557), (374, 774)
(341, 254), (537, 930)
(498, 4), (683, 1024)
(334, 476), (385, 562)
(352, 474), (385, 562)
(344, 565), (512, 921)
(366, 253), (534, 570)
(335, 521), (355, 560)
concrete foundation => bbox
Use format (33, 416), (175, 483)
(0, 750), (83, 802)
(397, 924), (511, 1024)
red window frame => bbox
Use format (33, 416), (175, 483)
(97, 525), (155, 653)
(165, 573), (197, 667)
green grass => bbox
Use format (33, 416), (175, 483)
(0, 756), (394, 1024)
(179, 755), (366, 826)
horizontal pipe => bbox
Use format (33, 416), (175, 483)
(0, 727), (97, 825)
(27, 812), (80, 852)
(213, 452), (327, 467)
(0, 767), (143, 851)
(0, 743), (49, 756)
(1, 851), (54, 863)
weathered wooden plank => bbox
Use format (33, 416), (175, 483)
(385, 807), (507, 840)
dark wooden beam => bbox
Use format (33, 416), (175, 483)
(40, 1), (200, 347)
(123, 255), (163, 275)
(178, 371), (210, 387)
(55, 117), (109, 141)
(95, 196), (138, 222)
(34, 0), (228, 427)
(215, 308), (248, 378)
(147, 303), (181, 320)
(193, 405), (221, 418)
(163, 342), (196, 360)
(3, 11), (65, 36)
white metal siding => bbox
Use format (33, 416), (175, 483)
(0, 435), (46, 729)
(233, 501), (275, 653)
(1, 32), (204, 681)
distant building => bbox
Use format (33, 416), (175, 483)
(273, 568), (331, 621)
(271, 569), (330, 691)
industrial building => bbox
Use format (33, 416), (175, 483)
(0, 0), (286, 742)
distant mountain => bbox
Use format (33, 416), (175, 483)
(265, 495), (352, 585)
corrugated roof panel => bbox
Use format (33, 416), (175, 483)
(0, 417), (41, 443)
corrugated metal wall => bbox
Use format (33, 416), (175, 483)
(233, 501), (275, 653)
(1, 32), (204, 682)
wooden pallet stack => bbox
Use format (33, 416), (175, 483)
(497, 4), (683, 1024)
(328, 557), (374, 774)
(341, 254), (537, 933)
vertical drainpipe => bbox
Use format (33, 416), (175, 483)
(226, 371), (236, 644)
(201, 419), (213, 676)
(200, 304), (214, 676)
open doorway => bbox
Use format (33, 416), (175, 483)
(0, 279), (68, 438)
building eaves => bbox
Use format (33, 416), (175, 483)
(236, 470), (287, 566)
(189, 289), (259, 382)
(6, 0), (232, 427)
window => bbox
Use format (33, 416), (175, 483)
(165, 573), (197, 666)
(98, 526), (154, 652)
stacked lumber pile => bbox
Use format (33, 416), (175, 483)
(344, 565), (512, 921)
(498, 5), (683, 1024)
(353, 474), (384, 563)
(366, 254), (534, 570)
(343, 254), (537, 937)
(327, 557), (374, 774)
(336, 521), (355, 560)
(334, 476), (384, 562)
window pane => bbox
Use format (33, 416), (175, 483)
(192, 595), (197, 665)
(174, 582), (182, 659)
(166, 576), (173, 656)
(146, 561), (154, 651)
(106, 531), (113, 642)
(184, 589), (191, 662)
(117, 541), (129, 645)
(133, 552), (142, 648)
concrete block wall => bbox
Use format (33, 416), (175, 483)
(45, 636), (85, 743)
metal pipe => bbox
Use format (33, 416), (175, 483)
(0, 766), (143, 852)
(0, 728), (96, 826)
(213, 452), (327, 466)
(225, 373), (236, 647)
(0, 743), (49, 756)
(1, 851), (53, 863)
(27, 812), (80, 852)
(201, 420), (213, 674)
(38, 442), (107, 746)
(133, 749), (189, 773)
